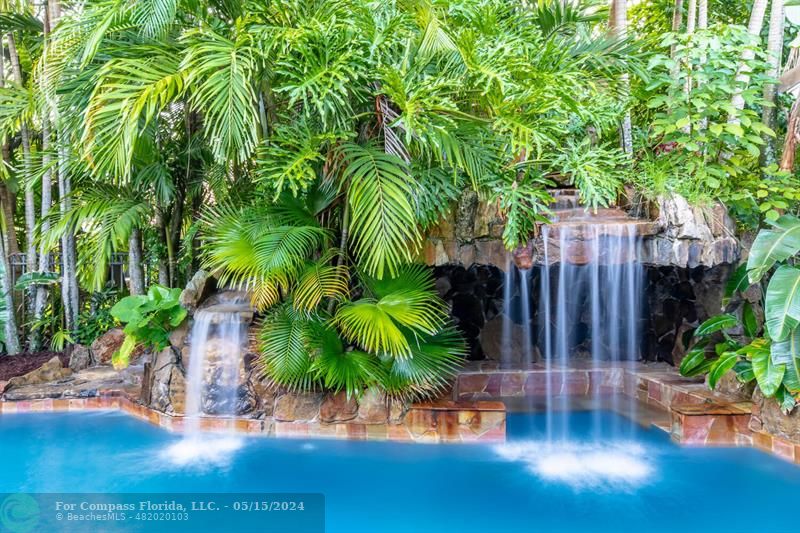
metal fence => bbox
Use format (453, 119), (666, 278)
(8, 252), (132, 291)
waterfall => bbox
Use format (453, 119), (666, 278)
(184, 301), (249, 434)
(163, 292), (251, 465)
(539, 216), (644, 441)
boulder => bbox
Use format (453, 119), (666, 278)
(167, 365), (186, 415)
(179, 270), (215, 312)
(480, 315), (533, 364)
(320, 391), (359, 423)
(6, 356), (72, 389)
(711, 371), (755, 401)
(749, 389), (800, 443)
(356, 388), (389, 424)
(68, 344), (93, 372)
(273, 392), (324, 422)
(91, 328), (126, 364)
(168, 319), (190, 351)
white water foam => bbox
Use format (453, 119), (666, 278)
(160, 436), (243, 468)
(493, 440), (653, 490)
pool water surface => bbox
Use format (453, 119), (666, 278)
(0, 410), (798, 532)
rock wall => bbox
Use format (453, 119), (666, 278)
(421, 192), (740, 269)
(143, 276), (412, 423)
(433, 262), (732, 365)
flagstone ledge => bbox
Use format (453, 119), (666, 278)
(0, 393), (505, 444)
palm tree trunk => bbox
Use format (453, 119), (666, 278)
(761, 0), (785, 165)
(32, 5), (55, 350)
(686, 0), (697, 33)
(128, 228), (145, 295)
(611, 0), (633, 154)
(780, 98), (800, 171)
(0, 223), (21, 355)
(698, 0), (708, 29)
(155, 211), (169, 286)
(0, 35), (20, 355)
(0, 46), (19, 257)
(730, 0), (769, 118)
(671, 0), (684, 57)
(6, 33), (36, 312)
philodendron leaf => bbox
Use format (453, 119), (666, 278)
(742, 301), (759, 339)
(764, 265), (800, 341)
(723, 264), (749, 306)
(747, 214), (800, 283)
(753, 343), (786, 397)
(708, 351), (739, 390)
(679, 343), (714, 377)
(695, 314), (738, 337)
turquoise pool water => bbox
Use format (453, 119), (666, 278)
(1, 410), (798, 532)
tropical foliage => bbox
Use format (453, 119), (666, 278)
(109, 285), (186, 369)
(680, 216), (800, 412)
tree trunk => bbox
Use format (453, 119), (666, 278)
(761, 0), (785, 165)
(0, 223), (21, 355)
(128, 228), (145, 295)
(155, 211), (169, 286)
(0, 35), (20, 354)
(686, 0), (697, 33)
(671, 0), (684, 57)
(697, 0), (708, 29)
(32, 5), (54, 351)
(611, 0), (633, 154)
(780, 98), (800, 172)
(6, 33), (36, 311)
(730, 0), (769, 118)
(0, 47), (19, 257)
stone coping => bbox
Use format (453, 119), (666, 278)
(0, 392), (506, 445)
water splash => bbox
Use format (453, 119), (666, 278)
(493, 440), (653, 491)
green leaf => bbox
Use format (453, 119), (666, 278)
(708, 351), (740, 390)
(723, 264), (750, 306)
(742, 301), (758, 339)
(695, 314), (738, 336)
(753, 343), (786, 397)
(679, 344), (714, 377)
(746, 215), (800, 283)
(764, 265), (800, 341)
(733, 360), (755, 383)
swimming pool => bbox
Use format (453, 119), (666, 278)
(1, 410), (798, 532)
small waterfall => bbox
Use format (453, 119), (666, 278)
(539, 208), (644, 441)
(501, 256), (514, 368)
(163, 292), (251, 465)
(500, 256), (534, 369)
(184, 303), (249, 434)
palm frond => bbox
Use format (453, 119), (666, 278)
(182, 25), (260, 163)
(339, 143), (419, 279)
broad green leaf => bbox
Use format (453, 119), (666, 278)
(753, 343), (786, 397)
(764, 266), (800, 341)
(746, 215), (800, 283)
(733, 360), (755, 383)
(708, 351), (739, 389)
(742, 301), (758, 338)
(695, 313), (738, 336)
(723, 264), (749, 306)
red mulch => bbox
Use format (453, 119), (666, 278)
(0, 351), (68, 381)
